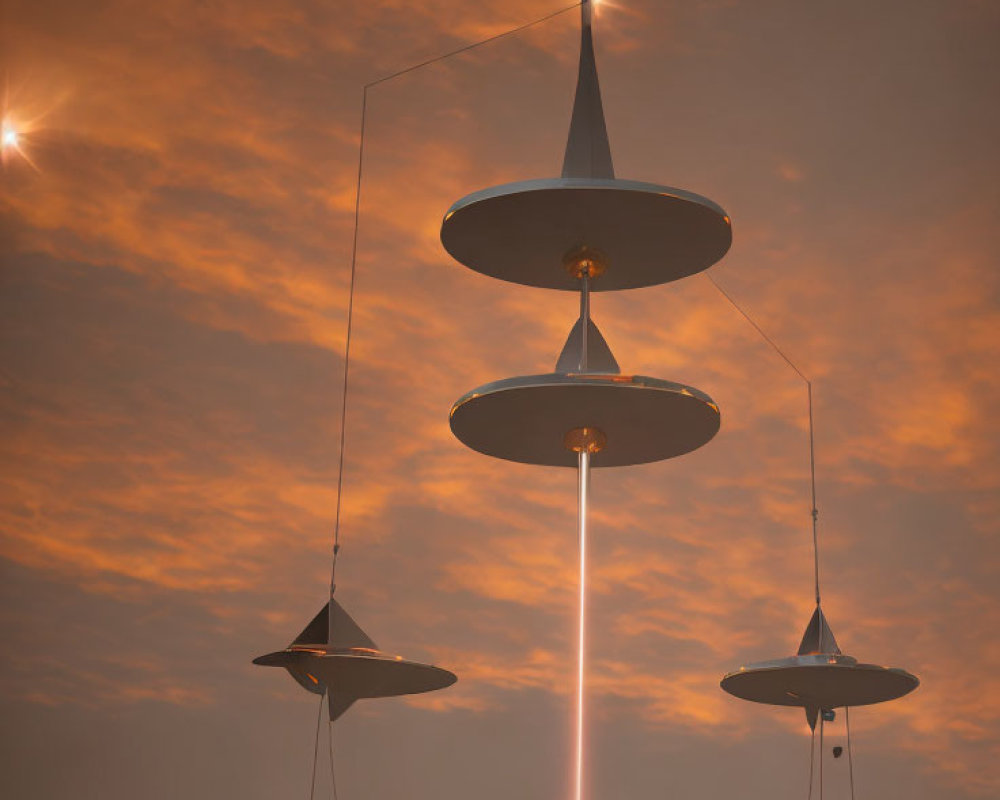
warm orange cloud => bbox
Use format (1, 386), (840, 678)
(2, 1), (998, 798)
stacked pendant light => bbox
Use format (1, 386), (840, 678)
(442, 2), (731, 795)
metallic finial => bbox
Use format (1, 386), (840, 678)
(562, 0), (613, 178)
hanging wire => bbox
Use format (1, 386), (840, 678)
(807, 723), (816, 800)
(818, 716), (825, 800)
(807, 382), (820, 606)
(846, 706), (857, 800)
(328, 720), (340, 800)
(364, 3), (581, 91)
(707, 274), (822, 606)
(327, 1), (582, 602)
(318, 7), (585, 797)
(309, 692), (325, 800)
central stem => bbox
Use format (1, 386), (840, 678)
(575, 448), (589, 800)
(580, 271), (590, 372)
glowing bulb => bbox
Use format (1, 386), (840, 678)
(1, 126), (17, 149)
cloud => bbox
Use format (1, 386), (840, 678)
(1, 0), (998, 797)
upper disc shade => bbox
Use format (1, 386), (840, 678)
(450, 373), (720, 467)
(440, 178), (732, 291)
(720, 655), (919, 709)
(254, 649), (457, 699)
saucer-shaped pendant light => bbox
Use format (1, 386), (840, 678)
(255, 598), (457, 721)
(451, 372), (718, 468)
(444, 5), (728, 799)
(440, 3), (732, 291)
(721, 605), (918, 730)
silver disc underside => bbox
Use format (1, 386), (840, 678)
(254, 650), (457, 699)
(721, 655), (919, 709)
(450, 373), (720, 467)
(440, 178), (732, 291)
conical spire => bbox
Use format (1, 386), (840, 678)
(798, 606), (841, 730)
(555, 317), (620, 374)
(290, 598), (378, 650)
(796, 605), (841, 656)
(561, 0), (614, 179)
(328, 597), (378, 650)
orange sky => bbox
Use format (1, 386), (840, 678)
(1, 1), (998, 798)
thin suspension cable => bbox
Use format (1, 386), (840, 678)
(328, 85), (366, 599)
(366, 3), (581, 90)
(328, 720), (340, 800)
(846, 707), (856, 800)
(707, 274), (822, 606)
(819, 716), (824, 800)
(309, 692), (324, 800)
(808, 382), (819, 606)
(706, 275), (808, 382)
(575, 449), (590, 800)
(807, 723), (816, 800)
(327, 1), (583, 599)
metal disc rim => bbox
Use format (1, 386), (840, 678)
(440, 177), (733, 291)
(256, 650), (457, 698)
(449, 373), (720, 467)
(720, 656), (920, 709)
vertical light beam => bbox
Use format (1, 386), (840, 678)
(575, 448), (590, 800)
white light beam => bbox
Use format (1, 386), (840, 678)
(575, 448), (590, 800)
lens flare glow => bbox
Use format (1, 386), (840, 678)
(1, 116), (38, 170)
(2, 76), (65, 173)
(592, 0), (623, 14)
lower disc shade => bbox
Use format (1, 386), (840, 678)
(255, 651), (457, 699)
(721, 655), (919, 709)
(449, 373), (720, 467)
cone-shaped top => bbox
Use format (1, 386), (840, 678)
(562, 0), (614, 179)
(555, 317), (620, 374)
(796, 605), (841, 656)
(289, 598), (378, 651)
